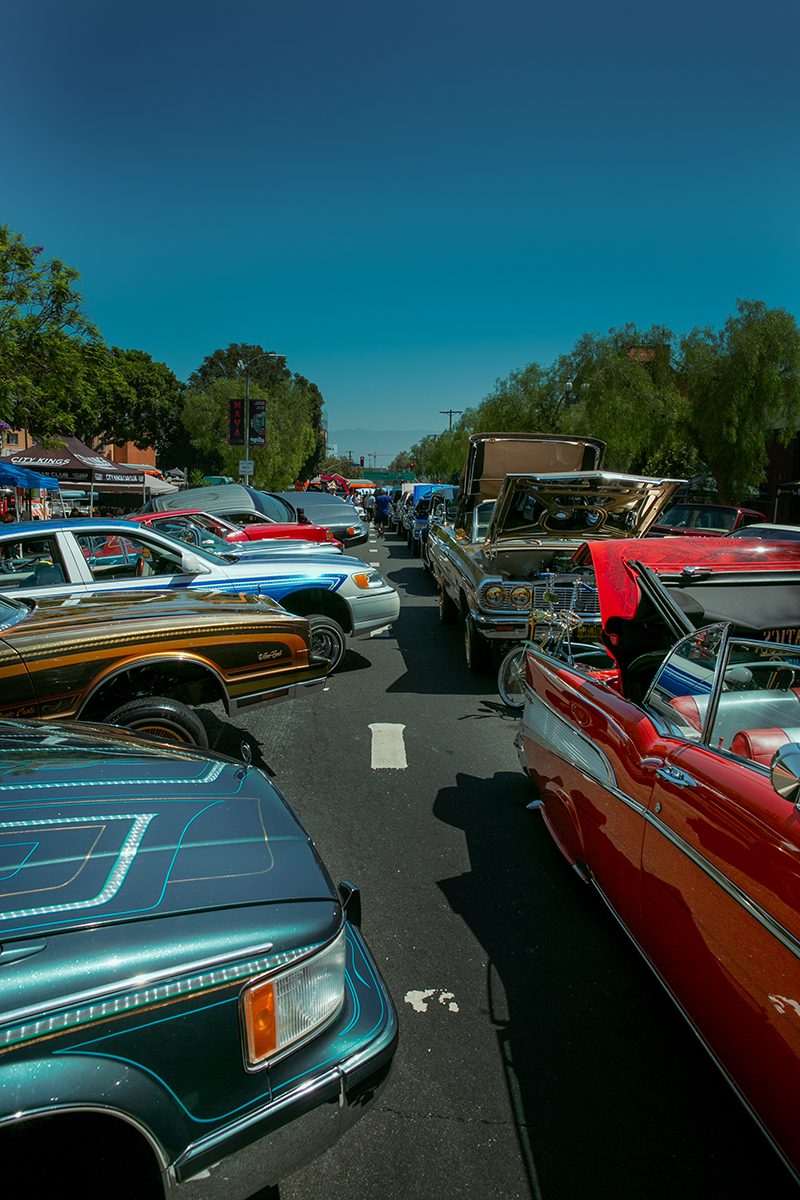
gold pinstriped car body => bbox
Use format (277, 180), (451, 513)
(0, 588), (328, 734)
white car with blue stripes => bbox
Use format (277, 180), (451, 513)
(0, 519), (400, 671)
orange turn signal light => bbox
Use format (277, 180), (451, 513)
(242, 978), (277, 1064)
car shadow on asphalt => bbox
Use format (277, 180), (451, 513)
(197, 707), (274, 771)
(433, 770), (797, 1200)
(385, 601), (496, 697)
(382, 565), (438, 597)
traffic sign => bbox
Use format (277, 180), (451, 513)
(239, 459), (254, 476)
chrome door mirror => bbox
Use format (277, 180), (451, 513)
(771, 743), (800, 804)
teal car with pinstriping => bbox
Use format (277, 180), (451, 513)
(0, 720), (397, 1198)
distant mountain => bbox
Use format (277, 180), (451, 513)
(328, 428), (436, 465)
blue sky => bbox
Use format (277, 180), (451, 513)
(2, 0), (798, 455)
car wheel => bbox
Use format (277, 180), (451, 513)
(464, 616), (492, 675)
(438, 583), (458, 624)
(104, 696), (209, 747)
(308, 613), (346, 672)
(497, 645), (526, 708)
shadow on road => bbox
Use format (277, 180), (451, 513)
(197, 707), (274, 771)
(385, 601), (494, 696)
(382, 565), (438, 597)
(433, 770), (795, 1200)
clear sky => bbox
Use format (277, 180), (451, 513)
(2, 0), (798, 448)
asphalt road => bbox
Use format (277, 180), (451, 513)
(206, 526), (798, 1200)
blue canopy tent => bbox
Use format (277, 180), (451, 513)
(0, 460), (60, 490)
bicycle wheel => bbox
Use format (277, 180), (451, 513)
(497, 646), (526, 709)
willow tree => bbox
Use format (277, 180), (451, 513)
(680, 301), (800, 500)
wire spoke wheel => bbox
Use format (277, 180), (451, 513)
(497, 646), (526, 708)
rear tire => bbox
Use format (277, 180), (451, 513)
(308, 613), (346, 672)
(464, 616), (492, 675)
(104, 696), (209, 747)
(497, 646), (526, 708)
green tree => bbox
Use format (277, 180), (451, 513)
(182, 377), (317, 490)
(186, 343), (326, 482)
(0, 225), (102, 438)
(680, 301), (800, 500)
(552, 325), (691, 474)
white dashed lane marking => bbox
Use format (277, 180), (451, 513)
(369, 723), (407, 769)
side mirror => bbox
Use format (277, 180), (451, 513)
(771, 743), (800, 804)
(182, 551), (211, 576)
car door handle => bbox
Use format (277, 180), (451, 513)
(656, 765), (698, 788)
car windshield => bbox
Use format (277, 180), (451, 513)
(254, 492), (294, 522)
(156, 518), (236, 557)
(659, 504), (738, 532)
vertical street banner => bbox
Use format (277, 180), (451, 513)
(249, 398), (267, 446)
(228, 398), (245, 445)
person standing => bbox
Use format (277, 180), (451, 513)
(373, 488), (390, 537)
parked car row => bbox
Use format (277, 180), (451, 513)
(0, 484), (400, 1195)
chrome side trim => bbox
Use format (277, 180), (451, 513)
(643, 807), (800, 964)
(77, 655), (230, 718)
(522, 685), (619, 791)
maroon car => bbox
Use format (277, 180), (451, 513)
(649, 501), (765, 537)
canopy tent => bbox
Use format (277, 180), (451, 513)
(0, 460), (60, 491)
(8, 438), (176, 509)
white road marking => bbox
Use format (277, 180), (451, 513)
(404, 988), (460, 1013)
(405, 989), (435, 1013)
(370, 560), (380, 566)
(369, 723), (407, 769)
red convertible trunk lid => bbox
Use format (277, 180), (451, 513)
(582, 537), (800, 624)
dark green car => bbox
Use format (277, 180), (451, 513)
(0, 721), (397, 1198)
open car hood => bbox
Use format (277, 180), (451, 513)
(456, 433), (605, 528)
(486, 472), (683, 546)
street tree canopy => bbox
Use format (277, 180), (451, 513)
(403, 305), (800, 501)
(0, 224), (101, 438)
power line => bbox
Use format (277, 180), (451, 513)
(440, 409), (463, 431)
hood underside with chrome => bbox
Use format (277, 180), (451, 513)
(486, 473), (684, 545)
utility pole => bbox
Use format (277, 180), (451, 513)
(440, 409), (463, 431)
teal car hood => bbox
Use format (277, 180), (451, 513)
(0, 722), (337, 943)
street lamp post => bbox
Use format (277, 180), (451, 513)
(238, 352), (280, 482)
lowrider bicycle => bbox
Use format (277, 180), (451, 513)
(0, 720), (397, 1198)
(0, 519), (400, 672)
(428, 430), (680, 673)
(517, 536), (800, 1179)
(0, 587), (328, 746)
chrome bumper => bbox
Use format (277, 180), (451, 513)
(349, 589), (401, 638)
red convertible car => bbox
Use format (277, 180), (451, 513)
(517, 537), (800, 1180)
(132, 508), (341, 546)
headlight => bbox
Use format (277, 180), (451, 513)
(483, 584), (506, 607)
(241, 929), (346, 1069)
(353, 569), (386, 589)
(509, 585), (532, 608)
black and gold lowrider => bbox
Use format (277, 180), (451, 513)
(0, 588), (328, 746)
